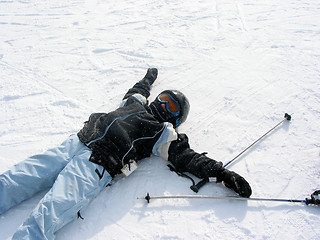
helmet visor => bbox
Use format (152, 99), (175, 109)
(158, 93), (180, 116)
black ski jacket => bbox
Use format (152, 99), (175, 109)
(77, 77), (223, 178)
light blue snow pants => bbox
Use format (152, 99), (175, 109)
(0, 134), (112, 240)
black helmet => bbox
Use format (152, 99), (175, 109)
(149, 90), (190, 128)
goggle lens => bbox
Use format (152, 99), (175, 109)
(158, 93), (180, 115)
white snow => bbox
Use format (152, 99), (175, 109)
(1, 0), (320, 239)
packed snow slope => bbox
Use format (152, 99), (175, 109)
(1, 0), (320, 239)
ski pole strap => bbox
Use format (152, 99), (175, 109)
(167, 164), (196, 188)
(190, 178), (209, 193)
(167, 164), (210, 193)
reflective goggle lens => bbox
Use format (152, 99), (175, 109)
(158, 93), (180, 114)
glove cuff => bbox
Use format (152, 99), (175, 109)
(216, 168), (230, 183)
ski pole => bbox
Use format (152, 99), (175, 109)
(191, 113), (292, 193)
(223, 113), (292, 168)
(138, 190), (320, 206)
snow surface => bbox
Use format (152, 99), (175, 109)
(1, 0), (320, 239)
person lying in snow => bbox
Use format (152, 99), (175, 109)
(0, 68), (252, 240)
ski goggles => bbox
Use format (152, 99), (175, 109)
(157, 93), (180, 116)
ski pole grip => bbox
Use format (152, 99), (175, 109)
(306, 190), (320, 206)
(284, 113), (292, 121)
(190, 178), (209, 193)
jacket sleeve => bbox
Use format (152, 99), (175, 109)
(168, 133), (223, 179)
(122, 68), (158, 101)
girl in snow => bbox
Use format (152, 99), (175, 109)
(0, 68), (251, 240)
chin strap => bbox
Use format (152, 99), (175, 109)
(149, 102), (179, 128)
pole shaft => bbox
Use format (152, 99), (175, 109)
(224, 118), (286, 168)
(139, 194), (305, 204)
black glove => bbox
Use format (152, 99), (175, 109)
(173, 133), (190, 150)
(169, 134), (224, 179)
(217, 169), (252, 197)
(144, 68), (158, 85)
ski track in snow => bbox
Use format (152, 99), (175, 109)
(1, 0), (320, 239)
